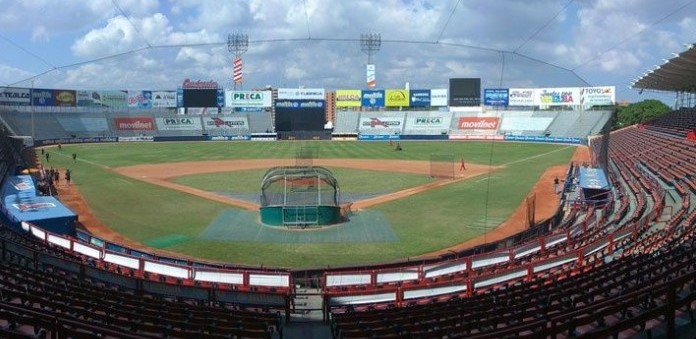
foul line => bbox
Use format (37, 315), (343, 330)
(503, 145), (574, 167)
(47, 150), (109, 169)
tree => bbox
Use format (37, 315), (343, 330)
(614, 99), (670, 129)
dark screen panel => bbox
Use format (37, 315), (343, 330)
(274, 100), (325, 131)
(449, 78), (481, 107)
(183, 89), (217, 107)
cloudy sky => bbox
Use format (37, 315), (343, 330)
(1, 0), (695, 104)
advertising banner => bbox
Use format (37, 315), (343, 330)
(508, 88), (535, 106)
(113, 117), (155, 131)
(457, 117), (500, 130)
(430, 89), (448, 106)
(504, 134), (582, 144)
(274, 100), (325, 109)
(409, 89), (431, 107)
(483, 88), (509, 106)
(100, 90), (128, 107)
(358, 134), (400, 141)
(361, 90), (385, 107)
(359, 117), (403, 129)
(334, 89), (362, 107)
(535, 87), (580, 106)
(234, 107), (264, 113)
(0, 87), (31, 106)
(385, 89), (409, 107)
(277, 88), (325, 100)
(216, 89), (224, 107)
(202, 116), (248, 130)
(151, 91), (177, 108)
(156, 117), (202, 131)
(53, 89), (77, 107)
(176, 87), (184, 107)
(224, 90), (272, 107)
(127, 90), (153, 108)
(407, 114), (451, 129)
(31, 88), (54, 106)
(77, 91), (101, 107)
(56, 117), (109, 132)
(580, 86), (615, 106)
(366, 64), (376, 88)
(185, 107), (218, 115)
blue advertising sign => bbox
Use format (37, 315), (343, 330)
(234, 107), (264, 113)
(504, 134), (582, 144)
(358, 134), (401, 141)
(274, 99), (325, 109)
(176, 87), (184, 108)
(483, 88), (509, 106)
(31, 88), (54, 106)
(409, 89), (431, 107)
(361, 90), (385, 107)
(216, 88), (225, 107)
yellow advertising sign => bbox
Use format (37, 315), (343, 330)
(385, 89), (409, 107)
(334, 89), (362, 107)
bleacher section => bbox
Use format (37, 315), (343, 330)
(332, 111), (360, 135)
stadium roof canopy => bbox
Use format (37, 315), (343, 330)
(631, 43), (696, 93)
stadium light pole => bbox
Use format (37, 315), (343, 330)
(360, 33), (381, 89)
(30, 80), (35, 141)
(227, 33), (248, 90)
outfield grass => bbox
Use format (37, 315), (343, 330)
(43, 141), (575, 268)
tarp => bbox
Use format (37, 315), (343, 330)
(578, 167), (610, 190)
(2, 195), (77, 235)
(1, 175), (36, 198)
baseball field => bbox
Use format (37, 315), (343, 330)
(42, 141), (577, 269)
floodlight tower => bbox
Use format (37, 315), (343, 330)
(360, 33), (381, 88)
(227, 33), (248, 90)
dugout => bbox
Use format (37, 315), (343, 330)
(259, 166), (341, 227)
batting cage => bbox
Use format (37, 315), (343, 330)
(430, 153), (456, 179)
(259, 166), (341, 227)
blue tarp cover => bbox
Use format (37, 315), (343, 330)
(578, 167), (610, 190)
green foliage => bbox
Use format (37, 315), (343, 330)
(615, 99), (670, 129)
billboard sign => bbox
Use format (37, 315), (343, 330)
(366, 64), (376, 88)
(151, 91), (176, 108)
(53, 90), (77, 107)
(449, 78), (481, 107)
(334, 89), (362, 107)
(536, 87), (580, 106)
(181, 78), (218, 89)
(277, 88), (325, 100)
(274, 99), (324, 109)
(385, 89), (409, 107)
(409, 89), (431, 107)
(176, 87), (184, 107)
(483, 88), (509, 106)
(430, 88), (448, 106)
(100, 90), (128, 107)
(508, 88), (535, 106)
(580, 86), (615, 106)
(224, 90), (272, 107)
(113, 117), (155, 131)
(202, 116), (248, 129)
(0, 87), (30, 105)
(31, 88), (54, 106)
(359, 117), (403, 129)
(457, 117), (500, 130)
(127, 90), (153, 108)
(156, 117), (202, 131)
(361, 90), (385, 107)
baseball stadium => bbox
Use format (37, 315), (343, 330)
(2, 4), (696, 339)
